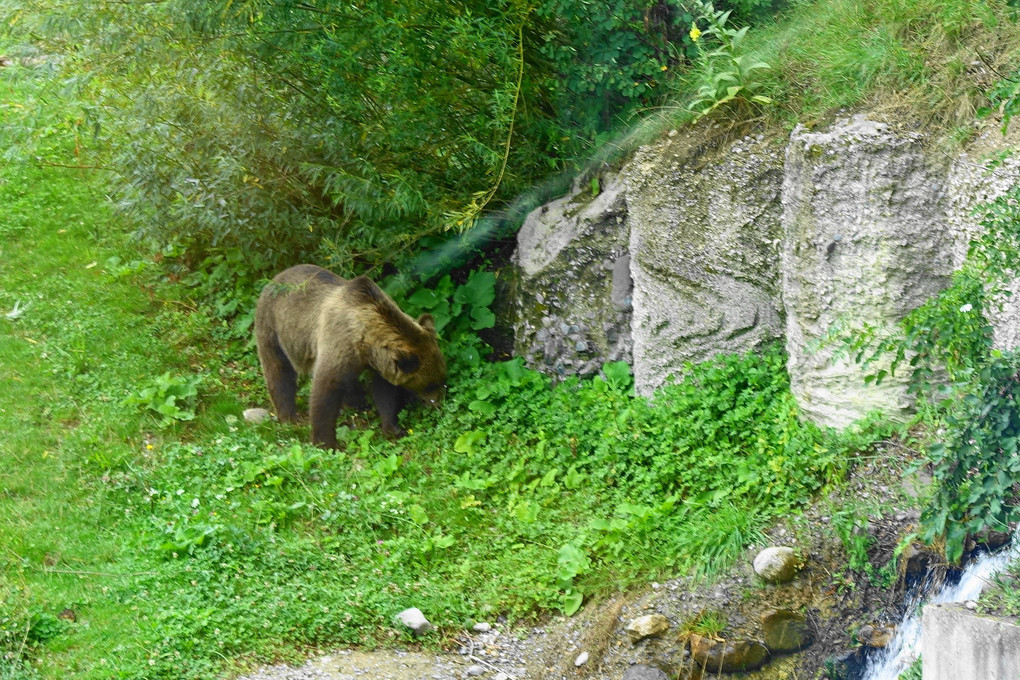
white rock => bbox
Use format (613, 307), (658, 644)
(395, 607), (433, 635)
(753, 546), (799, 584)
(466, 664), (485, 676)
(574, 651), (589, 666)
(242, 407), (271, 424)
(472, 621), (492, 633)
(626, 613), (670, 641)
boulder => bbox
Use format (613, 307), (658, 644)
(625, 127), (785, 396)
(511, 171), (632, 378)
(781, 115), (955, 428)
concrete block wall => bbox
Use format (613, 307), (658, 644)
(921, 603), (1020, 680)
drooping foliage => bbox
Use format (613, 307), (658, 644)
(6, 0), (778, 285)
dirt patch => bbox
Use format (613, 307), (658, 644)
(239, 649), (473, 680)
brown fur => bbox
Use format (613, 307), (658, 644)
(254, 264), (446, 448)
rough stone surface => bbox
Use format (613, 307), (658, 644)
(395, 608), (433, 635)
(243, 407), (272, 424)
(761, 609), (815, 652)
(625, 614), (670, 641)
(922, 603), (1020, 680)
(943, 124), (1020, 352)
(625, 127), (785, 395)
(753, 546), (799, 584)
(901, 541), (935, 576)
(511, 171), (632, 378)
(688, 633), (770, 673)
(781, 115), (956, 428)
(509, 115), (1020, 426)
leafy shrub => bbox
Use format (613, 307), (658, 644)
(9, 0), (785, 295)
(392, 269), (497, 369)
(687, 0), (773, 118)
(846, 178), (1020, 563)
(122, 372), (204, 427)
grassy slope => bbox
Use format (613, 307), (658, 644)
(0, 64), (252, 677)
(0, 59), (853, 679)
(10, 0), (1019, 676)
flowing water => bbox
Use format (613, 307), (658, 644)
(860, 533), (1020, 680)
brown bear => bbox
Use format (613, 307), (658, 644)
(254, 264), (447, 448)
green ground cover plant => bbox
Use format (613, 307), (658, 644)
(683, 0), (1020, 128)
(0, 58), (862, 677)
(5, 1), (1020, 678)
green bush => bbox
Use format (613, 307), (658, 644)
(847, 178), (1020, 563)
(7, 0), (784, 293)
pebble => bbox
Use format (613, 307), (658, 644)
(466, 664), (486, 676)
(575, 651), (589, 666)
(473, 622), (492, 633)
(243, 407), (271, 424)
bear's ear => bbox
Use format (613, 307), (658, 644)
(418, 314), (436, 333)
(395, 352), (421, 374)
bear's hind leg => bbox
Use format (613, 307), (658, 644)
(257, 333), (300, 422)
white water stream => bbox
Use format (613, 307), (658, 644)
(860, 533), (1020, 680)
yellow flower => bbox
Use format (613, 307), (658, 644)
(690, 24), (702, 42)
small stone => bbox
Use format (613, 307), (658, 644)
(395, 607), (433, 635)
(621, 664), (669, 680)
(858, 624), (896, 648)
(574, 651), (589, 666)
(243, 407), (271, 424)
(689, 634), (770, 673)
(472, 622), (492, 633)
(902, 542), (933, 576)
(466, 664), (485, 676)
(753, 546), (800, 584)
(761, 609), (815, 652)
(965, 600), (977, 610)
(493, 674), (510, 680)
(626, 614), (670, 641)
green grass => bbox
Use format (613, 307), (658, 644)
(676, 0), (1020, 130)
(0, 4), (962, 678)
(0, 65), (864, 679)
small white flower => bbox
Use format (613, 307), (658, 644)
(959, 303), (973, 313)
(191, 498), (200, 508)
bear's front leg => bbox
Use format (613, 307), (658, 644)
(309, 371), (360, 449)
(371, 372), (413, 439)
